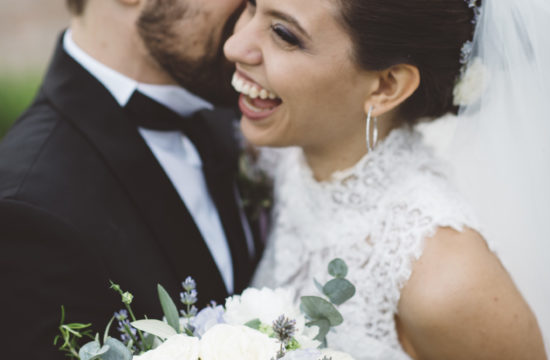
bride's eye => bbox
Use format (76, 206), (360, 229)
(271, 24), (303, 49)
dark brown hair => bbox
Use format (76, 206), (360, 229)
(66, 0), (87, 15)
(337, 0), (479, 123)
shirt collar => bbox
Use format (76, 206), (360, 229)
(63, 29), (213, 117)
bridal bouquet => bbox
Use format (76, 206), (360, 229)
(55, 259), (356, 360)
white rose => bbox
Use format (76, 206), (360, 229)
(133, 334), (199, 360)
(453, 57), (487, 106)
(200, 324), (279, 360)
(319, 349), (356, 360)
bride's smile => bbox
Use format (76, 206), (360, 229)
(232, 70), (282, 121)
(224, 0), (378, 161)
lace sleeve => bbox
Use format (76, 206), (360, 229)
(371, 171), (482, 309)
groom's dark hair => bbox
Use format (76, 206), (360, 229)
(336, 0), (481, 124)
(66, 0), (87, 15)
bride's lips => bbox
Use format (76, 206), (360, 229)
(232, 71), (282, 121)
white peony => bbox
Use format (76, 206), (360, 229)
(199, 324), (279, 360)
(295, 323), (321, 349)
(224, 287), (300, 326)
(133, 334), (199, 360)
(281, 349), (322, 360)
(319, 349), (356, 360)
(453, 57), (487, 106)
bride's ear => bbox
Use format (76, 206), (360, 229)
(364, 64), (420, 117)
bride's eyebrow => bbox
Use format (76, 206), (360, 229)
(265, 8), (312, 40)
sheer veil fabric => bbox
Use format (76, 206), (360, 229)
(421, 0), (550, 348)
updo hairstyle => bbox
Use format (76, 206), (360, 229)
(337, 0), (480, 124)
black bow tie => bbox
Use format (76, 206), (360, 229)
(125, 91), (218, 166)
(125, 91), (194, 132)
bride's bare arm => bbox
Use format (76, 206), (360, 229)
(396, 227), (546, 360)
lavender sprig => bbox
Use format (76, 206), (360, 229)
(180, 277), (199, 335)
(114, 309), (141, 352)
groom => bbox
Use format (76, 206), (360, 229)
(0, 0), (257, 358)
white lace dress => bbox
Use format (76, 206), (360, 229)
(252, 127), (482, 360)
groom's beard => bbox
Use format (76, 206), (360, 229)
(137, 0), (242, 107)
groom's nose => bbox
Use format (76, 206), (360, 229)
(224, 14), (263, 66)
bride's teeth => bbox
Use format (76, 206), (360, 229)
(259, 89), (268, 100)
(232, 72), (280, 101)
(236, 79), (244, 92)
(249, 87), (259, 99)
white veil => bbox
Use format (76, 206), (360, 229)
(420, 0), (550, 348)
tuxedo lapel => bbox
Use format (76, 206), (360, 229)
(41, 36), (228, 297)
(198, 109), (255, 294)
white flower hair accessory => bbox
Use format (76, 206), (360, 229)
(453, 0), (484, 106)
(453, 57), (487, 106)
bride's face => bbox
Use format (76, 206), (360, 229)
(224, 0), (376, 149)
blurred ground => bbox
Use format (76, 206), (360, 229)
(0, 1), (70, 137)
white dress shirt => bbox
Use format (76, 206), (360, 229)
(63, 30), (236, 293)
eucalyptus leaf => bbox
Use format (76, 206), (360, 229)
(306, 318), (331, 342)
(323, 278), (356, 305)
(328, 258), (348, 278)
(313, 278), (324, 295)
(102, 337), (133, 360)
(67, 323), (93, 329)
(131, 319), (177, 340)
(158, 284), (181, 333)
(78, 341), (109, 360)
(300, 296), (343, 326)
(245, 318), (262, 330)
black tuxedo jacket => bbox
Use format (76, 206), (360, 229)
(0, 36), (256, 359)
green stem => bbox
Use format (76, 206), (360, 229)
(122, 323), (139, 344)
(125, 304), (148, 350)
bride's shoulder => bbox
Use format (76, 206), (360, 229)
(397, 227), (546, 359)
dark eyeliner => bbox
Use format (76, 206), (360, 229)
(271, 24), (303, 49)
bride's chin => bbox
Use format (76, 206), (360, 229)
(240, 120), (283, 148)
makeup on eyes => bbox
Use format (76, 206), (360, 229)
(246, 0), (310, 51)
(271, 24), (304, 49)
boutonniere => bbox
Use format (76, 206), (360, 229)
(237, 145), (274, 223)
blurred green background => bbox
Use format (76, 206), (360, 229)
(0, 1), (68, 139)
(0, 72), (42, 137)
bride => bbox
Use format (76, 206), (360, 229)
(224, 0), (548, 358)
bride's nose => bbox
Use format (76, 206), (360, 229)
(224, 21), (262, 66)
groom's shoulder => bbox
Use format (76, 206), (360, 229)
(0, 89), (97, 199)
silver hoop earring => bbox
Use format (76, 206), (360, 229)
(366, 105), (378, 152)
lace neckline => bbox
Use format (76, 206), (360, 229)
(290, 126), (420, 213)
(297, 126), (416, 185)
